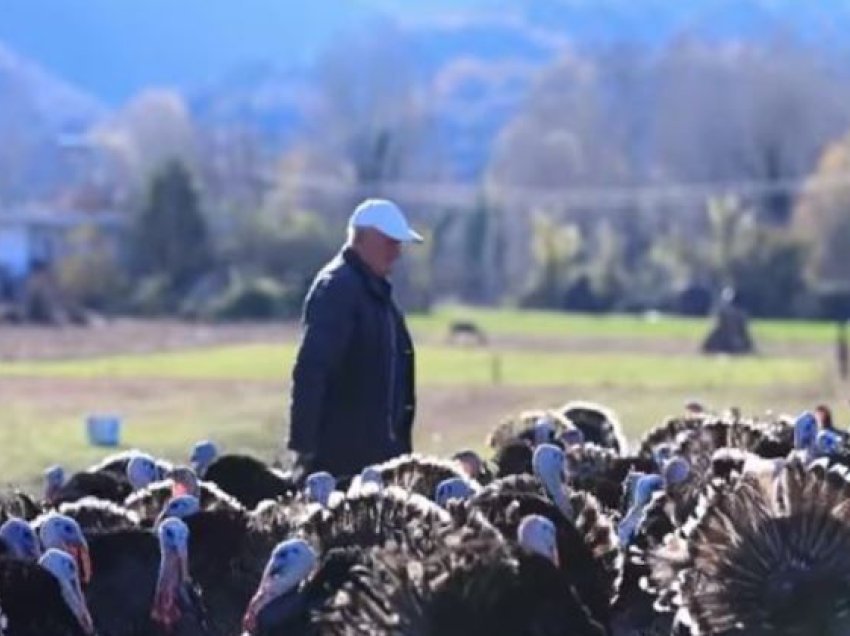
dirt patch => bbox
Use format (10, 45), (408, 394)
(418, 332), (829, 357)
(0, 320), (301, 361)
(0, 371), (838, 489)
(415, 385), (570, 451)
(0, 375), (557, 439)
(0, 319), (827, 362)
(0, 375), (278, 402)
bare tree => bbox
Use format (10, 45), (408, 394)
(90, 89), (199, 195)
(653, 38), (850, 225)
(308, 21), (443, 308)
(794, 130), (850, 287)
(484, 51), (637, 295)
(312, 21), (437, 198)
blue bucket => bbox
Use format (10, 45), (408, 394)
(86, 415), (122, 447)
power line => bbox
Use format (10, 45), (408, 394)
(271, 169), (850, 211)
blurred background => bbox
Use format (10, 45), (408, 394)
(2, 0), (850, 487)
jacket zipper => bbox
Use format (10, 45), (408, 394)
(386, 305), (397, 442)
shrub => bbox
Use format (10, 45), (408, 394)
(193, 274), (302, 321)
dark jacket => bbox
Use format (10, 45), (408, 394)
(287, 247), (416, 478)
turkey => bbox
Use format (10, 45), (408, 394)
(0, 519), (40, 562)
(84, 518), (209, 635)
(46, 453), (163, 506)
(31, 514), (91, 584)
(451, 444), (621, 630)
(370, 454), (480, 502)
(0, 549), (94, 635)
(648, 459), (850, 635)
(189, 441), (297, 510)
(314, 513), (606, 636)
(124, 466), (243, 527)
(560, 400), (627, 455)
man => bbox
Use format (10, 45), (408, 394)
(287, 198), (422, 482)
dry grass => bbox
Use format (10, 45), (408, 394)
(0, 309), (844, 492)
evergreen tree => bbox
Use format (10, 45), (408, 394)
(133, 160), (213, 292)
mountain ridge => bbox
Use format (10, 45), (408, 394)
(4, 0), (850, 103)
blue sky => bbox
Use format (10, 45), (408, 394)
(3, 0), (848, 104)
(1, 0), (480, 101)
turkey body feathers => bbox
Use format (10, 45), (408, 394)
(649, 461), (850, 636)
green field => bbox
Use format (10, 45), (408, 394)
(409, 304), (842, 344)
(0, 306), (841, 490)
(0, 343), (825, 389)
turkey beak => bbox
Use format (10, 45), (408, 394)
(549, 546), (560, 569)
(67, 541), (92, 585)
(64, 574), (95, 635)
(77, 602), (96, 636)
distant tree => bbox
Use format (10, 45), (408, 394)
(794, 131), (850, 288)
(704, 195), (757, 289)
(487, 53), (633, 192)
(585, 220), (627, 310)
(479, 38), (850, 302)
(424, 199), (507, 305)
(460, 198), (504, 303)
(521, 213), (582, 309)
(423, 207), (462, 298)
(665, 195), (809, 316)
(57, 225), (128, 312)
(654, 39), (850, 226)
(729, 229), (808, 317)
(257, 145), (354, 232)
(133, 160), (214, 294)
(197, 124), (268, 213)
(91, 90), (198, 196)
(315, 22), (431, 188)
(227, 205), (337, 293)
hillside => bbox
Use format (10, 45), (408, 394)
(4, 0), (850, 185)
(0, 42), (105, 201)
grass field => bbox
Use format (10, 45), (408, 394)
(409, 305), (843, 345)
(0, 306), (843, 490)
(0, 344), (824, 389)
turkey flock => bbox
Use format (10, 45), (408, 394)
(1, 399), (849, 635)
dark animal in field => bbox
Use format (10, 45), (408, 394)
(446, 320), (488, 346)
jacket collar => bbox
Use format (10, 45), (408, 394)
(342, 246), (392, 300)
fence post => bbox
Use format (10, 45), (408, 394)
(491, 352), (502, 385)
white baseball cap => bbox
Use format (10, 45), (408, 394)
(349, 198), (423, 243)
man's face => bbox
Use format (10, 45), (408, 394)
(359, 229), (402, 277)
